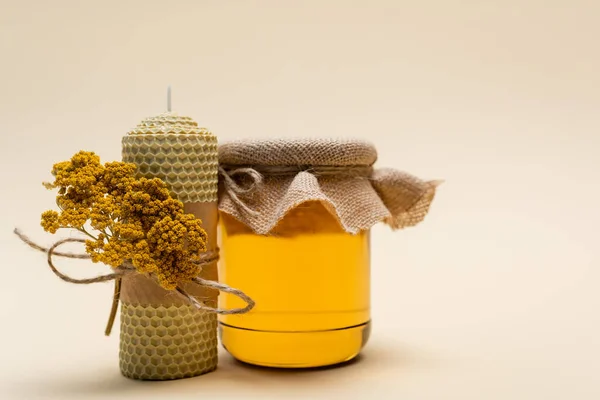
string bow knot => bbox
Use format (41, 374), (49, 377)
(14, 228), (255, 336)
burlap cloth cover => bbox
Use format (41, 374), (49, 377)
(121, 112), (219, 380)
(218, 138), (440, 234)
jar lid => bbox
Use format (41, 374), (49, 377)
(218, 137), (439, 235)
(219, 138), (378, 167)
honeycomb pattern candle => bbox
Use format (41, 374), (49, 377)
(120, 97), (219, 380)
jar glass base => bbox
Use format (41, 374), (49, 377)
(219, 321), (371, 368)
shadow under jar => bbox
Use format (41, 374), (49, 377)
(216, 138), (439, 368)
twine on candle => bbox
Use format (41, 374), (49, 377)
(14, 228), (255, 336)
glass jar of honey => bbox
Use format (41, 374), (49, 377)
(217, 138), (439, 368)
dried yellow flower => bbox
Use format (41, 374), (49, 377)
(41, 150), (208, 290)
(41, 210), (60, 234)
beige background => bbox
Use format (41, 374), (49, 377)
(1, 1), (599, 399)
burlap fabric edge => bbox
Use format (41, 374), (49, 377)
(217, 138), (441, 235)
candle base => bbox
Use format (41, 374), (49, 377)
(119, 303), (218, 380)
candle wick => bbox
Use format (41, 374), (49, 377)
(167, 86), (172, 112)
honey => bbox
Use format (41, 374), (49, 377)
(218, 202), (371, 368)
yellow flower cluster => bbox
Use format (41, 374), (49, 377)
(41, 151), (208, 290)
